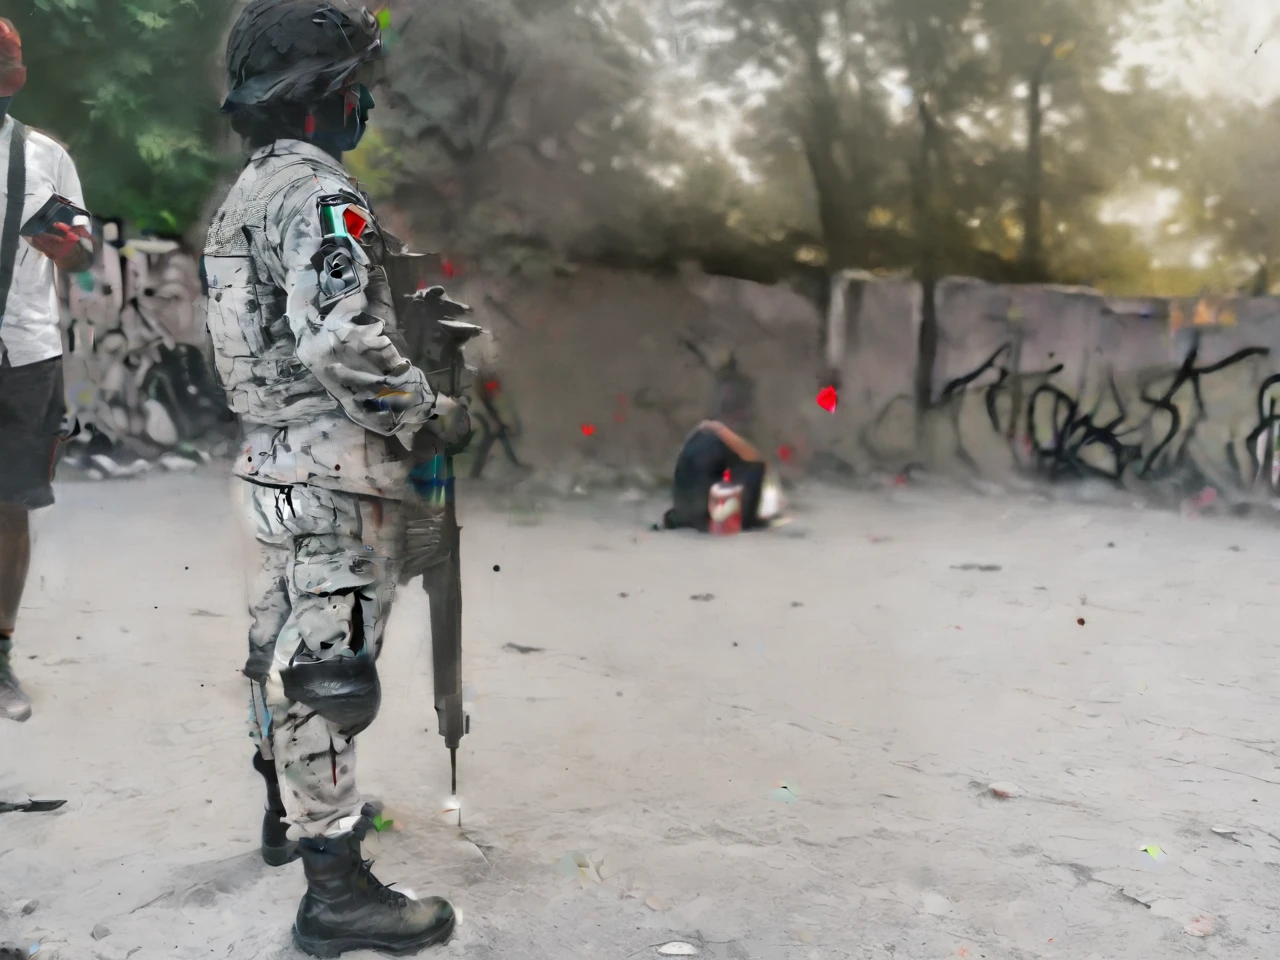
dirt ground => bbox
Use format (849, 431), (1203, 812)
(1, 469), (1278, 960)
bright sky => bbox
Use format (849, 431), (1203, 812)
(654, 0), (1280, 164)
(1136, 0), (1280, 102)
(1105, 0), (1280, 260)
(646, 0), (1280, 266)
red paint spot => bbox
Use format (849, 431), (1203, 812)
(484, 379), (500, 393)
(778, 444), (794, 463)
(416, 279), (427, 292)
(580, 423), (596, 437)
(304, 113), (316, 136)
(441, 258), (457, 278)
(816, 385), (838, 413)
(616, 393), (628, 406)
(342, 206), (368, 240)
(613, 412), (627, 424)
(892, 474), (908, 487)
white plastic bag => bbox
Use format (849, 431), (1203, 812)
(758, 469), (784, 521)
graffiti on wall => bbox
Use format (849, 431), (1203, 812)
(56, 223), (231, 472)
(831, 272), (1280, 502)
(1022, 343), (1275, 487)
(878, 331), (1280, 499)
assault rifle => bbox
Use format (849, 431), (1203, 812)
(388, 252), (481, 825)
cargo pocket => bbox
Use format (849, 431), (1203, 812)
(293, 541), (381, 594)
(291, 538), (382, 656)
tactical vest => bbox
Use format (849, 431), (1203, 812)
(203, 142), (418, 498)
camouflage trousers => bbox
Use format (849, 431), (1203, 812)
(235, 480), (402, 840)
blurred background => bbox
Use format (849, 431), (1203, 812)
(11, 0), (1280, 502)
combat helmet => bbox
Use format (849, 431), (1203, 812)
(222, 0), (383, 112)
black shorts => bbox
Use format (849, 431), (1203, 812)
(0, 355), (67, 509)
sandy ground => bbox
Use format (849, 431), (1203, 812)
(1, 469), (1279, 960)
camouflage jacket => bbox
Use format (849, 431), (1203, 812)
(203, 139), (454, 499)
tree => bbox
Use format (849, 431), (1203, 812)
(1175, 97), (1280, 293)
(677, 0), (908, 271)
(360, 0), (679, 276)
(879, 0), (994, 409)
(17, 0), (236, 234)
(977, 0), (1171, 282)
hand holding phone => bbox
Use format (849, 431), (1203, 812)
(20, 194), (93, 267)
(27, 220), (91, 264)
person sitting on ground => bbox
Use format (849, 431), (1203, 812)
(663, 419), (770, 532)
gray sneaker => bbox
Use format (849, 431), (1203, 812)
(0, 640), (32, 722)
(0, 671), (32, 722)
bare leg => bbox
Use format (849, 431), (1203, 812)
(0, 503), (33, 721)
(0, 502), (31, 634)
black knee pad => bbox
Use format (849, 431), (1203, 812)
(280, 644), (381, 738)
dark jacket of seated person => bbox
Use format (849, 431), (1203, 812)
(663, 420), (767, 532)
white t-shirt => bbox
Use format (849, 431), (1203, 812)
(0, 116), (86, 367)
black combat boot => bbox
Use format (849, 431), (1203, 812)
(293, 820), (456, 958)
(0, 636), (32, 723)
(252, 751), (299, 866)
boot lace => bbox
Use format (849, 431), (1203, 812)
(357, 857), (410, 906)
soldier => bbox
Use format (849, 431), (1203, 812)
(203, 2), (468, 954)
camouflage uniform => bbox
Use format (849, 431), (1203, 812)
(205, 138), (452, 840)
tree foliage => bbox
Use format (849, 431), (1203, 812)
(8, 0), (1274, 297)
(1176, 97), (1280, 293)
(15, 0), (235, 235)
(358, 0), (677, 276)
(671, 0), (1186, 289)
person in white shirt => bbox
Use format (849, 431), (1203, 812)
(0, 17), (92, 722)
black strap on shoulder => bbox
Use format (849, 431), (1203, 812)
(0, 119), (27, 329)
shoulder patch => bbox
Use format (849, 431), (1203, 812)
(317, 193), (374, 243)
(310, 238), (362, 313)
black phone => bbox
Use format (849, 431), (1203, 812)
(19, 193), (91, 239)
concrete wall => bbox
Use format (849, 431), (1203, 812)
(58, 227), (206, 447)
(450, 264), (824, 484)
(823, 275), (1280, 501)
(60, 239), (1280, 502)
